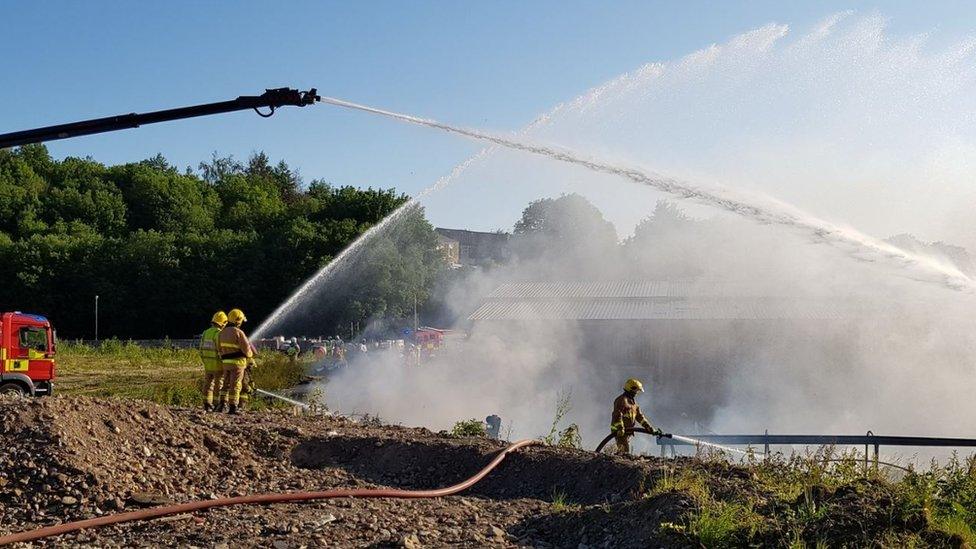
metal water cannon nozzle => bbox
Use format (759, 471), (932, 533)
(259, 88), (320, 108)
(302, 88), (321, 105)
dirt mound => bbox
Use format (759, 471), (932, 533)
(0, 396), (671, 547)
(0, 396), (960, 547)
(515, 492), (696, 549)
(0, 396), (321, 526)
(293, 434), (651, 504)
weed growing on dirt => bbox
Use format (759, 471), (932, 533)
(551, 489), (576, 512)
(556, 424), (582, 449)
(752, 446), (869, 503)
(650, 467), (711, 503)
(451, 419), (487, 437)
(542, 390), (576, 446)
(649, 466), (764, 546)
(689, 501), (763, 547)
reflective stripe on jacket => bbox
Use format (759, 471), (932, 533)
(218, 325), (254, 367)
(199, 326), (222, 373)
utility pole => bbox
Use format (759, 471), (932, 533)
(414, 294), (419, 331)
(94, 295), (99, 342)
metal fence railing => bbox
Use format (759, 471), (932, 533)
(657, 431), (976, 469)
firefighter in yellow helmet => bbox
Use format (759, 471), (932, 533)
(610, 378), (661, 455)
(216, 308), (254, 414)
(199, 311), (227, 411)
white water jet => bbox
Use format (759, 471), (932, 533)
(670, 435), (763, 457)
(254, 165), (459, 339)
(316, 94), (975, 294)
(255, 95), (584, 338)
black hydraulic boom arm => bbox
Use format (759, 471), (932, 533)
(0, 87), (321, 149)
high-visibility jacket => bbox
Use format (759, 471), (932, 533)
(199, 326), (222, 373)
(218, 325), (254, 368)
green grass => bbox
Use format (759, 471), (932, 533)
(649, 467), (762, 547)
(642, 450), (976, 547)
(56, 340), (307, 408)
(650, 467), (712, 503)
(688, 501), (763, 548)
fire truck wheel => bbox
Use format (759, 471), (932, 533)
(0, 382), (27, 396)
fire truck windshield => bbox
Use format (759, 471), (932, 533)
(19, 327), (48, 353)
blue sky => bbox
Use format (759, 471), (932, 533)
(4, 1), (976, 227)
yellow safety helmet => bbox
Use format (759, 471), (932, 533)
(211, 311), (228, 326)
(227, 308), (247, 325)
(624, 378), (645, 393)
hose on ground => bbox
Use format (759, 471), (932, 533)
(0, 439), (541, 546)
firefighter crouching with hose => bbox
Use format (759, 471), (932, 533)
(610, 378), (663, 454)
(216, 308), (254, 415)
(199, 311), (228, 411)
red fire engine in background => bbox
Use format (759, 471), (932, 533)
(0, 312), (56, 396)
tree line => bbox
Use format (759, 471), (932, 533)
(0, 145), (444, 338)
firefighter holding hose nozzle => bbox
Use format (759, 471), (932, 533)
(610, 378), (662, 455)
(216, 308), (254, 415)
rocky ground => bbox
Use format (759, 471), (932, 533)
(0, 396), (965, 547)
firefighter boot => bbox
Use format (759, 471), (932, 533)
(227, 404), (238, 415)
(214, 400), (225, 413)
(203, 402), (213, 412)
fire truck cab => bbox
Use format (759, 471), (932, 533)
(0, 312), (56, 396)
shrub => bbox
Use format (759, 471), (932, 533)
(451, 419), (486, 437)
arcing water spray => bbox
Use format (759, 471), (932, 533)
(316, 95), (976, 295)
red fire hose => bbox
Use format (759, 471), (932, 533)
(0, 439), (540, 546)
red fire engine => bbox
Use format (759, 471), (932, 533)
(0, 312), (56, 396)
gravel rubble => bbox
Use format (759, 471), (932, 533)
(0, 396), (691, 548)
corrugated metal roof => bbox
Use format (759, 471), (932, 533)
(485, 281), (779, 299)
(469, 281), (863, 321)
(468, 298), (852, 321)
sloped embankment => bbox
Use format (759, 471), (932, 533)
(0, 396), (963, 547)
(0, 396), (680, 547)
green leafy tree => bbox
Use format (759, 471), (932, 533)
(0, 148), (445, 339)
(513, 193), (619, 279)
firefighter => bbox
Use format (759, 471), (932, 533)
(610, 378), (661, 455)
(199, 311), (227, 411)
(216, 308), (254, 414)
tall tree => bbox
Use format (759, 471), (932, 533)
(512, 193), (619, 279)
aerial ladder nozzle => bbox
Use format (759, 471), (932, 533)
(0, 87), (322, 149)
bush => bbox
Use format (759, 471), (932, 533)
(451, 419), (487, 437)
(556, 424), (583, 449)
